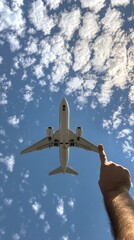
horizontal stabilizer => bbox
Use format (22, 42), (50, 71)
(66, 166), (78, 175)
(49, 166), (78, 176)
(49, 167), (63, 176)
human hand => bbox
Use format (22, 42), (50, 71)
(98, 144), (131, 197)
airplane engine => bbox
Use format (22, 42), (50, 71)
(47, 127), (53, 140)
(76, 127), (82, 140)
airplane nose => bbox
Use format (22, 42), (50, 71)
(62, 97), (67, 104)
(60, 98), (69, 111)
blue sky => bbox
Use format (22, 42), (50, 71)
(0, 0), (134, 239)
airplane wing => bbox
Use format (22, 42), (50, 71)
(69, 130), (98, 153)
(21, 130), (60, 154)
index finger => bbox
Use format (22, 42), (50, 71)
(98, 144), (108, 166)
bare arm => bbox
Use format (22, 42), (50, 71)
(98, 144), (134, 240)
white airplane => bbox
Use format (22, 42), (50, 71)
(21, 98), (98, 176)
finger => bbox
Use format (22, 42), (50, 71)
(98, 144), (108, 165)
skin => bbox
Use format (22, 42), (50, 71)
(98, 144), (134, 240)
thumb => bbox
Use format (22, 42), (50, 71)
(98, 144), (108, 166)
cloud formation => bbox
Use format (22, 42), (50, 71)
(0, 154), (15, 172)
(56, 197), (67, 223)
(0, 1), (133, 239)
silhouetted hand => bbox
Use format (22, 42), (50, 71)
(98, 144), (131, 197)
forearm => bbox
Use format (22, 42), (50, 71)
(104, 188), (134, 240)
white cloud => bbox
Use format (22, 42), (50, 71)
(6, 155), (15, 172)
(128, 113), (134, 126)
(46, 0), (61, 9)
(7, 33), (21, 52)
(21, 170), (30, 184)
(122, 140), (134, 157)
(51, 61), (69, 85)
(39, 35), (72, 87)
(0, 93), (8, 105)
(0, 56), (3, 64)
(92, 33), (113, 72)
(83, 78), (97, 95)
(66, 76), (97, 108)
(56, 197), (67, 223)
(127, 32), (134, 73)
(37, 34), (72, 89)
(97, 80), (114, 107)
(23, 85), (34, 102)
(113, 118), (122, 130)
(12, 233), (20, 240)
(90, 10), (132, 106)
(112, 106), (122, 129)
(79, 12), (99, 41)
(102, 119), (112, 131)
(10, 68), (16, 76)
(107, 31), (129, 90)
(102, 106), (123, 131)
(32, 201), (41, 214)
(129, 86), (134, 104)
(102, 8), (123, 35)
(42, 184), (48, 196)
(111, 0), (130, 7)
(21, 71), (27, 80)
(0, 228), (5, 237)
(0, 154), (15, 172)
(22, 55), (36, 68)
(39, 80), (46, 87)
(11, 0), (24, 11)
(56, 198), (64, 215)
(39, 212), (45, 220)
(51, 35), (72, 65)
(39, 40), (56, 68)
(8, 115), (20, 127)
(44, 221), (50, 233)
(0, 74), (12, 91)
(25, 36), (38, 54)
(66, 77), (83, 94)
(68, 198), (75, 209)
(71, 224), (75, 232)
(0, 127), (5, 136)
(59, 9), (81, 40)
(76, 94), (88, 110)
(0, 0), (25, 35)
(61, 236), (69, 240)
(4, 198), (13, 206)
(19, 137), (23, 143)
(80, 0), (105, 13)
(29, 0), (55, 35)
(73, 40), (91, 72)
(33, 64), (45, 79)
(13, 54), (36, 69)
(117, 129), (132, 139)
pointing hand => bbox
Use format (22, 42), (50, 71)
(98, 144), (131, 197)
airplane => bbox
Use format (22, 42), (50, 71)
(21, 98), (99, 176)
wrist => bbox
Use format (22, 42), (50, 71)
(103, 187), (129, 204)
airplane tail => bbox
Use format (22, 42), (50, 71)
(49, 166), (78, 176)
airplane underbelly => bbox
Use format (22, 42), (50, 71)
(60, 146), (69, 170)
(60, 128), (69, 142)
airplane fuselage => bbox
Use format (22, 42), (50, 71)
(59, 98), (70, 172)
